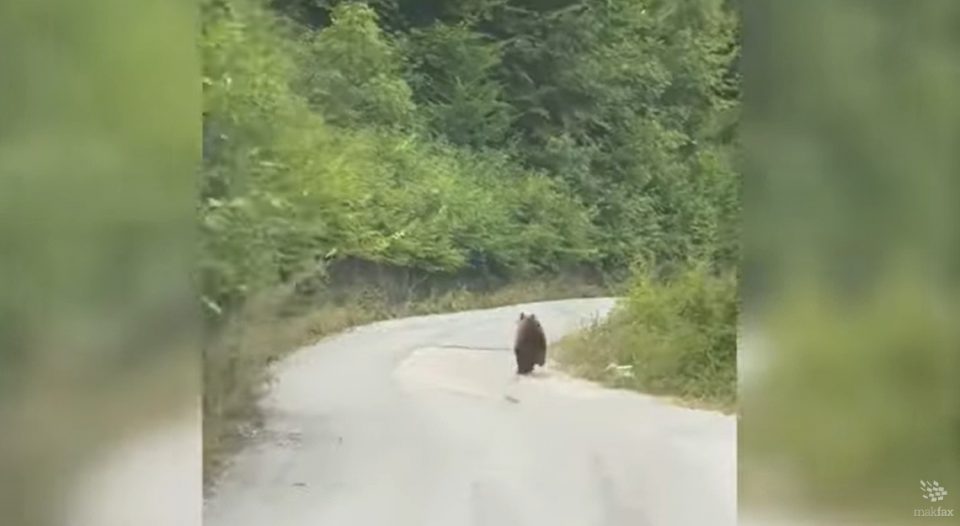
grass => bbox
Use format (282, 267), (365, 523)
(202, 275), (607, 490)
(554, 265), (737, 412)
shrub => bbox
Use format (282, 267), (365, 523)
(558, 264), (737, 408)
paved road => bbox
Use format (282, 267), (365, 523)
(204, 298), (736, 526)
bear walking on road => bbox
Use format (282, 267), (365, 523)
(514, 312), (547, 375)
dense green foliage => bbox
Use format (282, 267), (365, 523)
(200, 0), (740, 319)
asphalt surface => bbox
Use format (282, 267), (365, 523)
(203, 298), (736, 526)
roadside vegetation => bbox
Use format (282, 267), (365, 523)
(555, 265), (737, 411)
(201, 0), (740, 485)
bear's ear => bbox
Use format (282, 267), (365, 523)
(519, 312), (526, 320)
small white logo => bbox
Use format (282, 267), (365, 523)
(915, 481), (954, 518)
(921, 481), (948, 502)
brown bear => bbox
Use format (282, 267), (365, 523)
(514, 312), (547, 375)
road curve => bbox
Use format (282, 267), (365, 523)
(204, 298), (736, 526)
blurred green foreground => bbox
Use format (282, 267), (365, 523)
(741, 1), (960, 523)
(0, 1), (198, 525)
